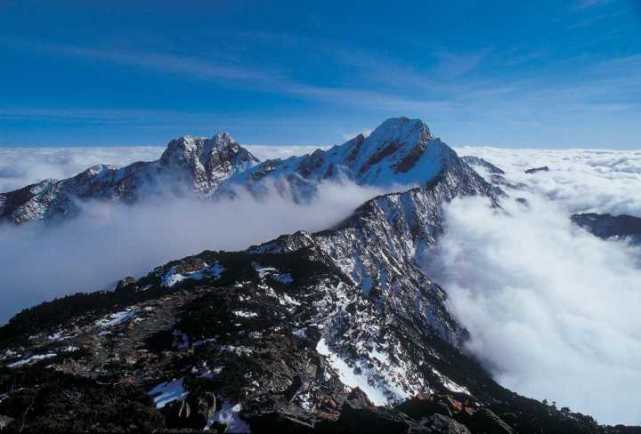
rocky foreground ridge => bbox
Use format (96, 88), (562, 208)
(0, 119), (638, 433)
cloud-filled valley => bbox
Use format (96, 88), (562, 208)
(428, 147), (641, 424)
(0, 180), (387, 325)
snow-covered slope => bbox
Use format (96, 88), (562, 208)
(246, 153), (500, 402)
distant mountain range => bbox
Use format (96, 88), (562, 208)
(0, 118), (637, 433)
(1, 117), (485, 225)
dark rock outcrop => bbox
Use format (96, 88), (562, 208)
(571, 213), (641, 244)
(525, 166), (550, 174)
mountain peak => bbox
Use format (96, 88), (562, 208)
(212, 131), (233, 142)
(226, 117), (452, 200)
(367, 117), (432, 147)
(160, 133), (257, 169)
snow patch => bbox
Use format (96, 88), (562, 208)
(161, 262), (224, 288)
(95, 307), (137, 328)
(8, 353), (57, 368)
(233, 310), (258, 318)
(254, 263), (293, 284)
(280, 293), (301, 306)
(431, 368), (471, 395)
(316, 338), (390, 405)
(148, 378), (189, 409)
(209, 401), (250, 433)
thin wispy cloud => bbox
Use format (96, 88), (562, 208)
(3, 29), (640, 148)
(575, 0), (613, 9)
(5, 38), (441, 114)
(6, 38), (281, 86)
(431, 49), (491, 78)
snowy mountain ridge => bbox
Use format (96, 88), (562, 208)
(0, 132), (259, 224)
(1, 117), (464, 225)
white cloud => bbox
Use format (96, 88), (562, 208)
(0, 147), (163, 192)
(425, 191), (641, 425)
(0, 181), (386, 324)
(457, 146), (641, 216)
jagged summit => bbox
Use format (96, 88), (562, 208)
(160, 132), (255, 169)
(364, 116), (432, 149)
(159, 132), (259, 194)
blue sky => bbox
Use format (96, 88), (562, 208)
(0, 0), (640, 148)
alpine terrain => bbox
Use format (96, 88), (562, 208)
(0, 118), (638, 433)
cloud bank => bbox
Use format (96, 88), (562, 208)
(0, 181), (385, 324)
(457, 147), (641, 216)
(0, 147), (163, 193)
(426, 194), (641, 425)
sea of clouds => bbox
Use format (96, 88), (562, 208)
(428, 147), (641, 425)
(1, 144), (641, 425)
(458, 146), (641, 216)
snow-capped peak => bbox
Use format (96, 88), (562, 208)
(156, 132), (259, 194)
(364, 116), (432, 150)
(160, 132), (252, 168)
(229, 116), (452, 198)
